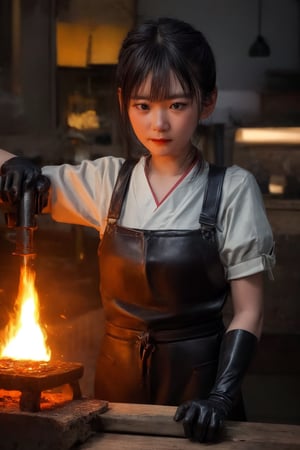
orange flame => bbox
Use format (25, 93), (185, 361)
(1, 265), (51, 361)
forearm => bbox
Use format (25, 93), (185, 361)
(0, 149), (16, 167)
(227, 310), (263, 339)
(228, 272), (264, 339)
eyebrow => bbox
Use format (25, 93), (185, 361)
(131, 92), (192, 100)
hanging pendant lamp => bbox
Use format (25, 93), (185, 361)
(249, 0), (271, 57)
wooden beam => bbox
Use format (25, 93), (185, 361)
(81, 432), (300, 450)
(93, 402), (300, 447)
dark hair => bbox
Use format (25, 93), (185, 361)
(116, 17), (216, 155)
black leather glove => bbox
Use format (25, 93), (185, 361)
(174, 329), (257, 443)
(0, 156), (50, 211)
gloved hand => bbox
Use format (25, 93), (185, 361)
(174, 329), (257, 443)
(0, 156), (50, 212)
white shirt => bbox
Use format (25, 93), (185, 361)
(42, 155), (275, 281)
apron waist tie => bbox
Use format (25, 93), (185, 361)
(105, 318), (224, 343)
(105, 319), (225, 399)
(138, 331), (156, 389)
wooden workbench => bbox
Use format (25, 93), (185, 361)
(80, 402), (300, 449)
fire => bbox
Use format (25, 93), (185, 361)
(1, 265), (51, 361)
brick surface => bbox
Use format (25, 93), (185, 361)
(0, 398), (108, 450)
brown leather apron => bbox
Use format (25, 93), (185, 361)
(95, 159), (230, 406)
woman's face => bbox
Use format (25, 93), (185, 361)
(127, 73), (201, 159)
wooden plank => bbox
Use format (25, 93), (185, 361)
(80, 433), (300, 450)
(96, 402), (182, 437)
(95, 402), (300, 446)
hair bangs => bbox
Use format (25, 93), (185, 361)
(129, 49), (198, 103)
(148, 63), (194, 102)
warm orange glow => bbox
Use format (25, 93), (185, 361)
(56, 22), (130, 67)
(1, 266), (51, 361)
(68, 109), (100, 130)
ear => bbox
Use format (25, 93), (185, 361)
(199, 88), (217, 120)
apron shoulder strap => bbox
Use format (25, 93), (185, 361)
(107, 158), (138, 221)
(199, 164), (226, 228)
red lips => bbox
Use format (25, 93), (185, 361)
(150, 139), (171, 144)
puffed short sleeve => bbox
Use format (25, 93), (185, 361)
(42, 156), (124, 233)
(217, 166), (275, 280)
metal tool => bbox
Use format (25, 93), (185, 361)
(5, 187), (37, 266)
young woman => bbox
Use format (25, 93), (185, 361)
(0, 17), (274, 443)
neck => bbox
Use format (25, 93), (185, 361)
(144, 147), (200, 205)
(147, 147), (198, 177)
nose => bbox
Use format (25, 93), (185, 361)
(151, 108), (170, 132)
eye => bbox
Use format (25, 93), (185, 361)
(132, 102), (150, 111)
(170, 102), (187, 110)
